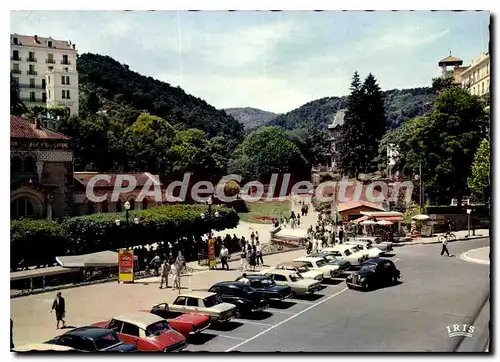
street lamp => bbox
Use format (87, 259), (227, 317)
(200, 196), (220, 240)
(466, 208), (472, 237)
(414, 163), (423, 209)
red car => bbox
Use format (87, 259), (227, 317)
(143, 304), (211, 338)
(93, 312), (186, 352)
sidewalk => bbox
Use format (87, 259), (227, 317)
(460, 246), (490, 265)
(394, 229), (489, 246)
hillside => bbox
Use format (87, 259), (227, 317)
(269, 87), (435, 130)
(223, 107), (279, 130)
(76, 53), (244, 140)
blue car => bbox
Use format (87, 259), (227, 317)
(235, 274), (292, 301)
(46, 326), (137, 352)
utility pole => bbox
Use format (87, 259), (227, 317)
(419, 163), (423, 210)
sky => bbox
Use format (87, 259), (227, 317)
(10, 11), (490, 113)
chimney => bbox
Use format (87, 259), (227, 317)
(34, 35), (38, 42)
(72, 44), (76, 50)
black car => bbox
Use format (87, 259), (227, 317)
(235, 274), (292, 301)
(208, 281), (269, 316)
(309, 252), (351, 271)
(346, 258), (401, 291)
(46, 327), (137, 352)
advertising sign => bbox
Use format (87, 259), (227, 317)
(208, 239), (217, 269)
(118, 249), (134, 283)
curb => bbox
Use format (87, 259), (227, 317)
(460, 247), (490, 266)
(395, 234), (488, 247)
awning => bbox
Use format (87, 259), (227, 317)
(56, 250), (137, 268)
(352, 215), (403, 224)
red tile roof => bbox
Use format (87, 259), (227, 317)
(10, 115), (71, 141)
(337, 201), (385, 213)
(73, 172), (162, 188)
(11, 34), (75, 51)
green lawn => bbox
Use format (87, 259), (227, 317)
(238, 200), (292, 224)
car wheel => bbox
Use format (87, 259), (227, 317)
(363, 282), (369, 291)
(289, 291), (296, 299)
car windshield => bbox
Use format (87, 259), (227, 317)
(350, 247), (359, 253)
(297, 265), (309, 273)
(94, 332), (121, 350)
(344, 249), (352, 256)
(260, 278), (275, 287)
(146, 320), (171, 337)
(204, 295), (222, 307)
(290, 273), (304, 282)
(316, 259), (327, 267)
(365, 244), (373, 249)
(360, 263), (377, 272)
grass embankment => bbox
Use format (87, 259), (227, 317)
(238, 200), (292, 224)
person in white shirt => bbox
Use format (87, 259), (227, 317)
(240, 246), (247, 271)
(220, 244), (229, 270)
(256, 241), (263, 265)
(239, 273), (250, 284)
(441, 237), (450, 256)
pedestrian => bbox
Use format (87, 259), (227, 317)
(297, 214), (301, 227)
(240, 273), (250, 284)
(220, 244), (229, 270)
(150, 253), (161, 276)
(256, 241), (264, 265)
(249, 244), (257, 271)
(175, 251), (185, 271)
(159, 258), (171, 289)
(51, 292), (66, 329)
(250, 231), (255, 243)
(255, 231), (259, 243)
(172, 263), (180, 290)
(338, 226), (344, 244)
(441, 237), (450, 257)
(240, 245), (247, 271)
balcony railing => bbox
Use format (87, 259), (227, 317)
(60, 60), (71, 65)
(21, 97), (44, 103)
(27, 70), (38, 75)
(46, 59), (55, 64)
(26, 57), (37, 62)
(18, 84), (44, 89)
(11, 56), (21, 61)
(11, 69), (22, 74)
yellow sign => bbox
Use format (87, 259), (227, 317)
(118, 249), (134, 282)
(208, 239), (217, 269)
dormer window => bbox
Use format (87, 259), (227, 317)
(48, 40), (53, 48)
(13, 37), (18, 45)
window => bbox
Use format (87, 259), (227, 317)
(121, 322), (140, 337)
(174, 296), (186, 305)
(101, 200), (108, 213)
(48, 40), (53, 48)
(12, 50), (19, 60)
(24, 157), (36, 173)
(12, 63), (19, 71)
(13, 37), (18, 45)
(65, 67), (69, 72)
(62, 54), (69, 64)
(146, 321), (171, 337)
(61, 75), (65, 85)
(42, 92), (46, 102)
(11, 157), (22, 173)
(94, 332), (121, 351)
(29, 78), (35, 88)
(47, 53), (54, 63)
(48, 66), (53, 70)
(29, 64), (35, 74)
(42, 79), (46, 88)
(73, 337), (95, 351)
(66, 76), (70, 85)
(142, 198), (148, 210)
(62, 89), (66, 99)
(48, 90), (51, 99)
(107, 319), (123, 332)
(66, 90), (70, 99)
(482, 82), (485, 95)
(28, 51), (35, 61)
(30, 92), (36, 102)
(11, 198), (36, 219)
(273, 274), (286, 282)
(186, 297), (199, 307)
(48, 76), (51, 85)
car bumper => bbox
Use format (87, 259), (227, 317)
(305, 284), (322, 294)
(346, 281), (365, 289)
(251, 304), (269, 313)
(189, 323), (210, 335)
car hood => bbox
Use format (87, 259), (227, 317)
(318, 265), (339, 271)
(148, 329), (186, 347)
(262, 285), (290, 293)
(351, 270), (375, 278)
(327, 259), (349, 265)
(302, 270), (324, 279)
(292, 279), (320, 288)
(174, 313), (210, 325)
(206, 302), (236, 313)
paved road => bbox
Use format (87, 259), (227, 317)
(190, 238), (490, 352)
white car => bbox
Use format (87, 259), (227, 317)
(293, 256), (340, 279)
(353, 236), (393, 253)
(261, 269), (322, 297)
(346, 241), (384, 258)
(274, 261), (324, 281)
(322, 245), (369, 267)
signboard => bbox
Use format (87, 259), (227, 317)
(118, 249), (134, 283)
(208, 239), (217, 269)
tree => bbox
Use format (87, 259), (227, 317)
(468, 139), (490, 200)
(396, 88), (488, 205)
(10, 75), (27, 116)
(431, 77), (458, 93)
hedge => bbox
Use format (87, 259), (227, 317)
(11, 205), (239, 269)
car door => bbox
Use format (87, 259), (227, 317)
(185, 297), (201, 313)
(172, 296), (187, 315)
(151, 303), (169, 319)
(374, 263), (386, 285)
(383, 261), (395, 283)
(272, 274), (288, 286)
(120, 322), (141, 349)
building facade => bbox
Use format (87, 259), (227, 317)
(326, 109), (346, 170)
(10, 34), (79, 116)
(10, 115), (74, 220)
(438, 55), (468, 85)
(460, 52), (490, 98)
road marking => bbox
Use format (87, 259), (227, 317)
(392, 258), (400, 262)
(225, 287), (349, 352)
(212, 334), (247, 341)
(288, 300), (315, 305)
(267, 310), (295, 315)
(233, 319), (273, 327)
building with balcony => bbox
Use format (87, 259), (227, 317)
(438, 54), (468, 85)
(10, 115), (74, 220)
(459, 52), (490, 98)
(10, 34), (79, 116)
(326, 109), (346, 170)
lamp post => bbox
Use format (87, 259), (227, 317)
(114, 201), (139, 249)
(200, 196), (220, 270)
(414, 164), (423, 209)
(466, 208), (472, 237)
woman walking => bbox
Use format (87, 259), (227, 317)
(249, 244), (257, 272)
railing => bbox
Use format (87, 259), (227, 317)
(26, 57), (37, 62)
(11, 69), (22, 74)
(27, 70), (38, 75)
(60, 60), (71, 65)
(19, 84), (44, 89)
(11, 56), (21, 61)
(46, 59), (55, 64)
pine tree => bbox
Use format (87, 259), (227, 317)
(10, 75), (28, 116)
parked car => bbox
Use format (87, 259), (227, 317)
(322, 245), (369, 267)
(354, 236), (393, 252)
(145, 305), (210, 337)
(92, 312), (186, 352)
(346, 258), (401, 290)
(274, 261), (323, 281)
(235, 274), (292, 301)
(293, 256), (341, 279)
(346, 241), (384, 258)
(161, 291), (237, 324)
(261, 269), (322, 297)
(46, 327), (138, 352)
(208, 281), (269, 316)
(309, 252), (351, 272)
(14, 343), (76, 352)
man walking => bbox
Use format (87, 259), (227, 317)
(441, 237), (450, 256)
(256, 241), (264, 266)
(338, 226), (344, 244)
(220, 244), (229, 270)
(51, 292), (66, 329)
(159, 258), (171, 289)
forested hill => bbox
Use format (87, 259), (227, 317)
(76, 53), (244, 140)
(223, 107), (279, 130)
(268, 87), (435, 130)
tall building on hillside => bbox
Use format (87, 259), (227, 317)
(438, 54), (468, 85)
(10, 34), (79, 116)
(326, 109), (346, 170)
(459, 52), (490, 98)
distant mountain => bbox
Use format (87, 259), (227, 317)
(224, 107), (280, 130)
(268, 87), (435, 131)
